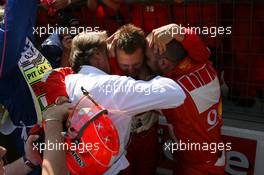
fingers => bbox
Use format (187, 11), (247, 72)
(0, 158), (4, 168)
(106, 33), (115, 44)
(60, 103), (75, 120)
(149, 31), (154, 48)
(0, 146), (6, 158)
(62, 36), (72, 50)
(153, 43), (158, 54)
(106, 30), (120, 58)
(55, 96), (71, 105)
(152, 30), (159, 53)
(107, 30), (119, 44)
(49, 102), (74, 112)
(43, 102), (75, 121)
(62, 36), (72, 44)
(107, 37), (117, 58)
(0, 146), (6, 168)
(160, 42), (167, 54)
(156, 42), (162, 54)
(62, 35), (72, 41)
(62, 102), (75, 111)
(150, 28), (169, 54)
(27, 135), (40, 145)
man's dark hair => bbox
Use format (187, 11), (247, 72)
(115, 24), (145, 54)
(157, 40), (188, 65)
(70, 32), (107, 72)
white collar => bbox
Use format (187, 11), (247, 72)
(78, 65), (108, 75)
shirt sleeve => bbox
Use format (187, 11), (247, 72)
(0, 0), (37, 77)
(98, 75), (186, 116)
(181, 28), (211, 62)
(44, 67), (74, 105)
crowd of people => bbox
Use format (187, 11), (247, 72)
(33, 0), (264, 107)
(0, 0), (263, 175)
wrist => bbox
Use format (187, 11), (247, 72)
(43, 116), (63, 130)
(44, 117), (63, 124)
(44, 122), (64, 142)
(22, 156), (37, 171)
(44, 118), (63, 126)
(55, 96), (70, 105)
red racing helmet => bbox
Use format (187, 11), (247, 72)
(65, 87), (120, 175)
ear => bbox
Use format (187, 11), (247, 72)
(88, 49), (101, 67)
(93, 49), (101, 57)
(93, 49), (103, 61)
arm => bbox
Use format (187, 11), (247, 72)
(47, 68), (185, 117)
(42, 122), (65, 175)
(149, 23), (210, 62)
(97, 75), (186, 116)
(180, 27), (211, 62)
(42, 103), (74, 175)
(3, 135), (41, 175)
(4, 158), (32, 175)
(0, 0), (38, 77)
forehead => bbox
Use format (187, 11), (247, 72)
(116, 48), (144, 64)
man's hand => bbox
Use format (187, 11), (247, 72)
(106, 31), (119, 58)
(62, 35), (72, 52)
(55, 96), (71, 105)
(0, 146), (6, 175)
(43, 103), (74, 122)
(24, 135), (42, 166)
(42, 103), (73, 175)
(60, 35), (73, 67)
(149, 24), (185, 54)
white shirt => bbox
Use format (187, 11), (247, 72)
(65, 65), (186, 175)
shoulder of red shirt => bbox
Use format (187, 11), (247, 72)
(181, 28), (211, 63)
(44, 67), (74, 105)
